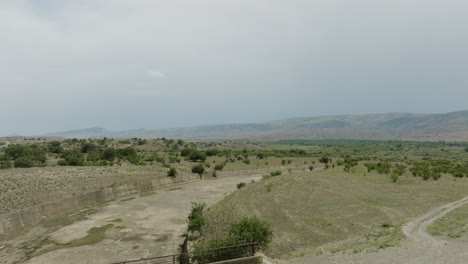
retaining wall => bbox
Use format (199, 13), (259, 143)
(0, 174), (200, 235)
(209, 256), (263, 264)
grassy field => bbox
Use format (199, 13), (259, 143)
(427, 203), (468, 238)
(201, 166), (468, 258)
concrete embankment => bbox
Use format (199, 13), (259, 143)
(0, 174), (199, 235)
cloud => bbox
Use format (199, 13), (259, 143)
(147, 69), (165, 79)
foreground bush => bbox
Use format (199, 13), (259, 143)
(192, 216), (272, 263)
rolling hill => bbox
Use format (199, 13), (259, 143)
(42, 110), (468, 141)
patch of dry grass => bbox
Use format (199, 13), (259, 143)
(202, 167), (468, 258)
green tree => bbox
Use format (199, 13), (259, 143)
(192, 164), (205, 176)
(189, 150), (207, 162)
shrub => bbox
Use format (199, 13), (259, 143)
(61, 149), (85, 166)
(191, 237), (246, 264)
(187, 202), (206, 234)
(237, 182), (246, 189)
(214, 164), (224, 171)
(376, 162), (391, 174)
(228, 216), (273, 251)
(0, 155), (12, 169)
(14, 157), (34, 168)
(189, 150), (207, 162)
(102, 148), (117, 162)
(309, 165), (314, 171)
(167, 167), (177, 177)
(192, 164), (205, 176)
(270, 170), (282, 177)
(47, 141), (63, 154)
(319, 157), (330, 164)
(390, 172), (399, 183)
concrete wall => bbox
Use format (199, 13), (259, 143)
(209, 256), (263, 264)
(0, 174), (200, 235)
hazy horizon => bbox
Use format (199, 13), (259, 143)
(2, 0), (468, 136)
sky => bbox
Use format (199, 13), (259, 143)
(1, 0), (467, 136)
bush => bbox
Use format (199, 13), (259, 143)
(309, 165), (314, 171)
(14, 157), (34, 168)
(0, 155), (12, 169)
(48, 141), (63, 154)
(214, 164), (224, 171)
(61, 149), (85, 166)
(191, 237), (246, 264)
(228, 216), (273, 251)
(192, 164), (205, 176)
(237, 182), (246, 189)
(319, 157), (330, 164)
(57, 159), (69, 166)
(167, 167), (177, 177)
(189, 150), (207, 162)
(102, 148), (117, 162)
(270, 170), (282, 177)
(187, 202), (206, 234)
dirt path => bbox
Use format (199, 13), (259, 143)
(3, 174), (261, 264)
(277, 196), (468, 264)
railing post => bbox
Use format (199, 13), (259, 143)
(173, 255), (176, 264)
(251, 243), (256, 256)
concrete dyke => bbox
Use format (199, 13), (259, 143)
(209, 256), (263, 264)
(0, 174), (199, 236)
(217, 165), (310, 177)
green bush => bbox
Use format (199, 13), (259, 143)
(61, 149), (85, 166)
(167, 167), (178, 177)
(270, 170), (282, 177)
(14, 157), (34, 168)
(228, 216), (273, 251)
(237, 182), (246, 189)
(188, 202), (206, 234)
(189, 150), (207, 162)
(214, 164), (224, 171)
(191, 237), (246, 264)
(192, 164), (205, 176)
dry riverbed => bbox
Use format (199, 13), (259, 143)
(0, 174), (260, 264)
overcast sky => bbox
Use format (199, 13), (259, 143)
(1, 0), (467, 136)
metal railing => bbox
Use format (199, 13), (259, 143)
(112, 242), (257, 264)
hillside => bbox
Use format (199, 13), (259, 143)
(42, 110), (468, 141)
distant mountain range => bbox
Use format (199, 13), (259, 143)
(42, 110), (468, 141)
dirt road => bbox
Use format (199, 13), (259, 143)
(278, 195), (468, 264)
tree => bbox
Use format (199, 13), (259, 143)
(228, 216), (273, 251)
(81, 143), (97, 153)
(192, 164), (205, 176)
(189, 150), (207, 162)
